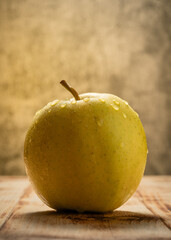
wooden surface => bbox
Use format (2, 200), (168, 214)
(0, 176), (170, 240)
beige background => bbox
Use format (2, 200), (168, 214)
(0, 0), (170, 175)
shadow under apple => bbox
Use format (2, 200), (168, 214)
(18, 209), (159, 230)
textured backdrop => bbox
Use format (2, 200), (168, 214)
(0, 0), (170, 175)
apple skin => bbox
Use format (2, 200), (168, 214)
(24, 93), (147, 212)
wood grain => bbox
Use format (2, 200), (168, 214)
(0, 177), (29, 230)
(0, 176), (170, 240)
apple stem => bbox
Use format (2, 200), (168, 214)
(60, 80), (81, 101)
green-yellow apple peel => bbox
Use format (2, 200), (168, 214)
(24, 81), (147, 213)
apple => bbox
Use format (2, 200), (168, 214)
(24, 80), (147, 212)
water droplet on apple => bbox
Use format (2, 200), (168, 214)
(99, 98), (105, 103)
(71, 100), (76, 104)
(29, 139), (32, 143)
(147, 149), (149, 154)
(35, 110), (40, 116)
(61, 104), (66, 108)
(48, 109), (52, 113)
(113, 100), (120, 106)
(111, 104), (119, 111)
(51, 100), (59, 106)
(122, 113), (127, 118)
(97, 119), (103, 126)
(124, 101), (128, 106)
(83, 98), (90, 102)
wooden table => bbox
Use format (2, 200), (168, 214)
(0, 176), (170, 240)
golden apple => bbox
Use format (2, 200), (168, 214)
(24, 80), (147, 212)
